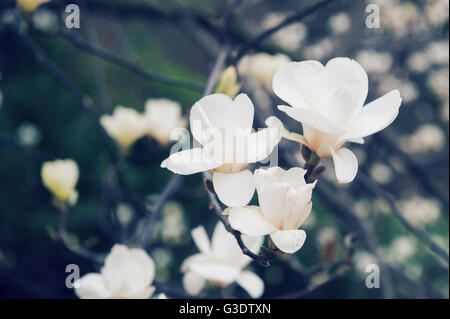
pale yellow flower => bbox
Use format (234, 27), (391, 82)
(100, 106), (146, 149)
(17, 0), (50, 13)
(41, 159), (79, 206)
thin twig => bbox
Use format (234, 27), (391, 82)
(231, 0), (341, 61)
(58, 208), (105, 263)
(357, 172), (449, 265)
(40, 28), (205, 92)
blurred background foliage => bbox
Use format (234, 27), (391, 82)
(0, 0), (448, 298)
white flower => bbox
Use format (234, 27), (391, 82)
(227, 167), (315, 254)
(100, 106), (146, 149)
(74, 245), (158, 299)
(238, 53), (291, 91)
(41, 159), (79, 206)
(144, 98), (187, 145)
(182, 222), (264, 298)
(161, 93), (280, 207)
(269, 57), (402, 183)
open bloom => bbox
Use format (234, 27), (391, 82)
(238, 53), (291, 91)
(74, 245), (162, 299)
(100, 106), (146, 149)
(161, 93), (280, 207)
(270, 57), (402, 183)
(227, 167), (315, 254)
(41, 159), (79, 206)
(182, 222), (264, 298)
(144, 98), (187, 145)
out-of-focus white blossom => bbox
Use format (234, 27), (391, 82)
(386, 236), (417, 263)
(427, 68), (449, 101)
(400, 124), (445, 153)
(75, 245), (161, 299)
(399, 196), (441, 226)
(269, 57), (402, 183)
(328, 12), (351, 35)
(407, 52), (431, 73)
(261, 13), (307, 51)
(116, 203), (134, 226)
(31, 8), (58, 31)
(100, 106), (146, 149)
(17, 0), (50, 12)
(378, 75), (417, 104)
(161, 202), (187, 245)
(356, 50), (392, 75)
(17, 122), (41, 147)
(227, 167), (315, 254)
(41, 159), (79, 206)
(161, 93), (281, 208)
(369, 163), (393, 185)
(426, 41), (449, 66)
(144, 98), (187, 146)
(303, 38), (334, 61)
(238, 53), (291, 91)
(182, 222), (264, 298)
(425, 0), (449, 27)
(373, 0), (419, 37)
(354, 251), (378, 276)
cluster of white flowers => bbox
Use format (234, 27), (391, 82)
(161, 56), (402, 282)
(100, 99), (186, 149)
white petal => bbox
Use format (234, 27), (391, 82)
(228, 206), (277, 236)
(319, 82), (363, 127)
(212, 170), (255, 207)
(265, 116), (306, 144)
(328, 146), (358, 184)
(236, 271), (264, 298)
(278, 105), (345, 134)
(254, 166), (307, 190)
(323, 57), (368, 109)
(183, 271), (207, 296)
(224, 94), (254, 130)
(346, 90), (402, 139)
(272, 61), (325, 109)
(270, 229), (306, 254)
(246, 128), (281, 163)
(258, 183), (290, 228)
(161, 148), (222, 175)
(191, 226), (211, 254)
(74, 273), (111, 299)
(188, 261), (241, 284)
(210, 222), (249, 265)
(190, 94), (232, 143)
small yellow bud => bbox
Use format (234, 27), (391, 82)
(17, 0), (51, 13)
(215, 66), (241, 98)
(41, 159), (79, 207)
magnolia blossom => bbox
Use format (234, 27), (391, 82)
(17, 0), (50, 12)
(161, 93), (280, 207)
(74, 245), (163, 299)
(41, 159), (79, 206)
(144, 98), (187, 145)
(270, 57), (402, 183)
(100, 106), (146, 149)
(226, 167), (315, 254)
(182, 222), (264, 298)
(238, 53), (291, 91)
